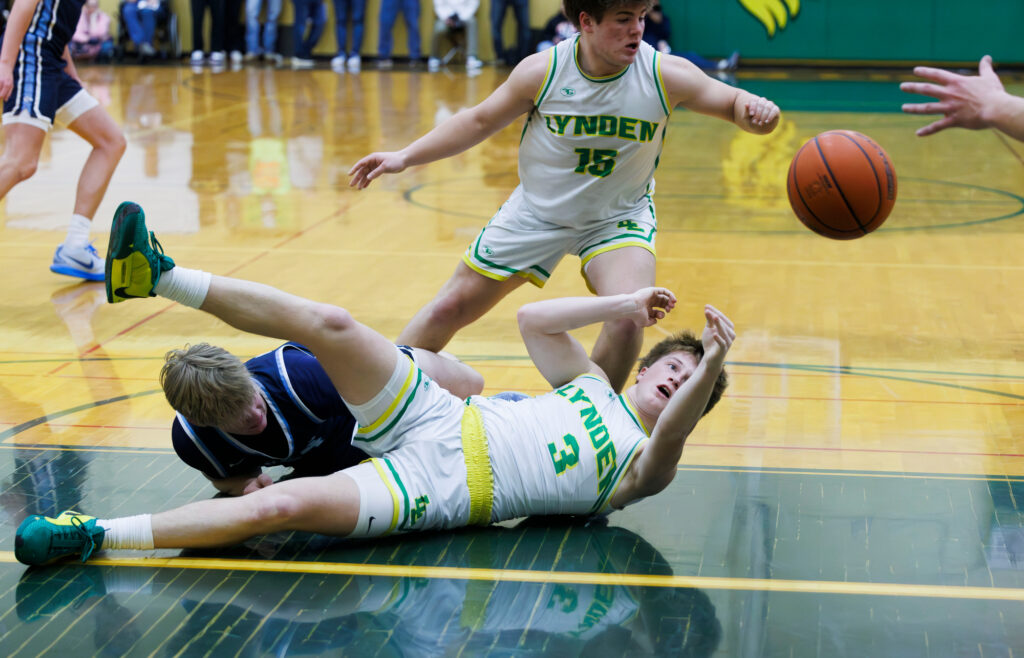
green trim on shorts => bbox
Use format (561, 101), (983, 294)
(383, 457), (412, 529)
(464, 227), (552, 287)
(578, 226), (657, 260)
(354, 368), (424, 442)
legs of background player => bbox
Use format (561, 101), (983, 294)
(0, 123), (46, 199)
(585, 246), (656, 392)
(396, 261), (526, 351)
(66, 106), (127, 219)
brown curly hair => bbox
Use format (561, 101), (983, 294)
(636, 332), (729, 417)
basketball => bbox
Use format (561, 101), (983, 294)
(786, 130), (897, 240)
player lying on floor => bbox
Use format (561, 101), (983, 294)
(14, 201), (732, 565)
(164, 341), (486, 496)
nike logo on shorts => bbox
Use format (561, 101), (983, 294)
(367, 516), (376, 532)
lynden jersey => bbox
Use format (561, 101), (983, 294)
(172, 342), (365, 479)
(475, 374), (650, 520)
(517, 34), (671, 225)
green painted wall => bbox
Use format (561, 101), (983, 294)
(663, 0), (1024, 65)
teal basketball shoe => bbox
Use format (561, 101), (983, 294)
(105, 201), (175, 303)
(15, 511), (106, 566)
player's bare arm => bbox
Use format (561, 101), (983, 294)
(612, 305), (735, 506)
(348, 52), (550, 189)
(0, 0), (43, 100)
(517, 288), (677, 389)
(661, 54), (780, 134)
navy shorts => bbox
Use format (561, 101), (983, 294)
(2, 50), (96, 130)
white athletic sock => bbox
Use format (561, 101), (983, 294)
(153, 267), (212, 309)
(98, 514), (155, 550)
(63, 214), (92, 248)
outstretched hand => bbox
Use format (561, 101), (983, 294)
(0, 64), (13, 102)
(900, 55), (1006, 136)
(348, 151), (408, 189)
(701, 304), (736, 366)
(629, 287), (676, 327)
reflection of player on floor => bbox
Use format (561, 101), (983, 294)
(0, 0), (127, 281)
(15, 201), (733, 565)
(349, 0), (777, 392)
(166, 341), (484, 496)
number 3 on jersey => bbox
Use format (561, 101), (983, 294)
(574, 148), (618, 178)
(548, 433), (580, 475)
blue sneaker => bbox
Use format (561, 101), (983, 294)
(50, 243), (104, 281)
(15, 511), (106, 566)
(105, 201), (175, 304)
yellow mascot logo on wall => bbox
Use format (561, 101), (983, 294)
(739, 0), (799, 37)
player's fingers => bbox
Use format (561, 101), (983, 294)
(911, 66), (960, 84)
(901, 101), (952, 115)
(900, 81), (951, 99)
(979, 54), (994, 77)
(917, 116), (955, 136)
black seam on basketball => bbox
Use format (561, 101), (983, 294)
(814, 135), (868, 235)
(838, 132), (883, 225)
(794, 139), (861, 236)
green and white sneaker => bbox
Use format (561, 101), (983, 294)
(105, 201), (175, 304)
(15, 511), (106, 566)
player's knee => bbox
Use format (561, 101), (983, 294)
(103, 131), (127, 158)
(312, 303), (357, 339)
(13, 159), (38, 182)
(429, 291), (477, 327)
(248, 490), (303, 528)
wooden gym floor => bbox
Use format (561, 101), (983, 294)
(0, 62), (1022, 656)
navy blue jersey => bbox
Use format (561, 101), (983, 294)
(1, 0), (87, 58)
(171, 343), (367, 480)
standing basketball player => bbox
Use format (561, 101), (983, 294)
(349, 0), (779, 391)
(0, 0), (127, 281)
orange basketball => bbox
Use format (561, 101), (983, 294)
(786, 130), (897, 240)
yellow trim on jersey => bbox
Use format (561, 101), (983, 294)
(619, 394), (650, 436)
(358, 357), (415, 435)
(462, 254), (548, 288)
(461, 404), (494, 525)
(369, 458), (401, 533)
(653, 51), (672, 116)
(533, 45), (558, 105)
(600, 437), (649, 514)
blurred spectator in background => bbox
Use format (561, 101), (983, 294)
(427, 0), (482, 72)
(71, 0), (114, 61)
(244, 0), (283, 64)
(121, 0), (168, 58)
(190, 0), (227, 65)
(490, 0), (527, 65)
(329, 0), (365, 71)
(225, 0), (245, 63)
(535, 10), (574, 52)
(644, 3), (738, 73)
(377, 0), (420, 68)
(291, 0), (326, 68)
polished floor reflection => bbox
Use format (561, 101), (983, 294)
(1, 62), (1023, 656)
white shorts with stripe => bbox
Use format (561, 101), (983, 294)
(462, 185), (657, 289)
(344, 351), (488, 537)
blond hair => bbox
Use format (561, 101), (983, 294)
(161, 343), (254, 427)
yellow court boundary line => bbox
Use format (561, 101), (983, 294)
(2, 552), (1023, 602)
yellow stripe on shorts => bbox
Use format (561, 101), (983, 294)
(370, 458), (401, 534)
(357, 356), (416, 435)
(461, 404), (494, 526)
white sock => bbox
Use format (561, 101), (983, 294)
(98, 514), (155, 550)
(64, 214), (92, 248)
(153, 267), (212, 309)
